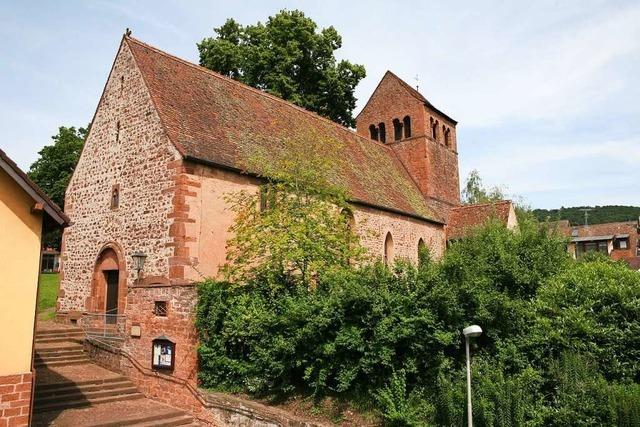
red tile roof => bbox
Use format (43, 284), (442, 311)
(446, 200), (513, 239)
(125, 37), (442, 223)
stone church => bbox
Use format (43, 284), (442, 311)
(57, 35), (513, 415)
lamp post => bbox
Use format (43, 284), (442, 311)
(463, 325), (482, 427)
(132, 251), (147, 282)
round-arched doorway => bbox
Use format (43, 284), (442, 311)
(90, 245), (126, 324)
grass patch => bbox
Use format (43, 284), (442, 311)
(38, 273), (59, 320)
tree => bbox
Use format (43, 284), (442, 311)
(28, 125), (87, 249)
(28, 126), (87, 209)
(221, 130), (364, 285)
(461, 169), (506, 205)
(197, 10), (366, 127)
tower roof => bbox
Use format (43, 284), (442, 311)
(124, 36), (442, 223)
(356, 71), (457, 124)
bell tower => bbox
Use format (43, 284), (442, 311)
(356, 71), (460, 209)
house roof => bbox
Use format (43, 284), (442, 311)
(125, 37), (442, 223)
(567, 221), (638, 241)
(446, 200), (513, 239)
(571, 235), (614, 243)
(0, 149), (69, 226)
(356, 71), (458, 125)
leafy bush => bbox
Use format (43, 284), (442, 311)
(196, 217), (640, 425)
(536, 260), (640, 382)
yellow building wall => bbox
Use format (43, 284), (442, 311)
(0, 168), (42, 375)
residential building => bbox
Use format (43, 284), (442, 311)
(0, 149), (68, 427)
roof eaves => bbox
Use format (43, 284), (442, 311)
(0, 149), (69, 225)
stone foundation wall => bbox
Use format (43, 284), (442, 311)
(0, 372), (32, 427)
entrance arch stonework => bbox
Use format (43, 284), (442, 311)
(87, 243), (127, 317)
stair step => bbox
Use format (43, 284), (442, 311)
(36, 328), (83, 336)
(37, 376), (128, 391)
(35, 385), (139, 406)
(89, 411), (193, 427)
(36, 336), (84, 344)
(131, 414), (196, 427)
(35, 380), (133, 398)
(34, 391), (144, 413)
(36, 350), (85, 359)
(35, 344), (84, 353)
(35, 358), (90, 368)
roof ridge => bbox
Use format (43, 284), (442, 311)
(453, 200), (512, 210)
(124, 36), (395, 152)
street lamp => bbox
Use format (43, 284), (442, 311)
(463, 325), (482, 427)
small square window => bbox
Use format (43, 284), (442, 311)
(619, 239), (628, 249)
(154, 301), (168, 317)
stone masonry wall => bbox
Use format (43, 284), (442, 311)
(0, 372), (32, 427)
(355, 205), (446, 262)
(180, 165), (446, 282)
(59, 40), (181, 313)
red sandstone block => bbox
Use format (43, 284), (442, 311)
(2, 408), (20, 417)
(0, 376), (20, 386)
(13, 384), (29, 393)
(7, 415), (28, 427)
(1, 394), (19, 403)
(8, 400), (29, 408)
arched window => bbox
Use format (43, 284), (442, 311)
(110, 185), (120, 209)
(403, 116), (411, 138)
(393, 119), (403, 141)
(384, 232), (394, 266)
(430, 118), (438, 141)
(369, 124), (379, 141)
(417, 238), (430, 265)
(116, 121), (121, 143)
(341, 208), (356, 232)
(378, 122), (386, 143)
(444, 128), (451, 147)
(120, 76), (125, 96)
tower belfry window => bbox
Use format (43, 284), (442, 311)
(430, 118), (438, 141)
(403, 116), (411, 138)
(444, 128), (451, 147)
(393, 119), (403, 141)
(369, 124), (379, 141)
(378, 122), (386, 143)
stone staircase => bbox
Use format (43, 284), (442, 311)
(33, 323), (200, 426)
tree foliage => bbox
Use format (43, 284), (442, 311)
(221, 131), (364, 285)
(28, 125), (87, 209)
(533, 205), (640, 226)
(461, 169), (507, 205)
(28, 125), (87, 249)
(197, 10), (366, 127)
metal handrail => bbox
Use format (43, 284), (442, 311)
(79, 312), (127, 350)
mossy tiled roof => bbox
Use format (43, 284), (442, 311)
(126, 37), (442, 223)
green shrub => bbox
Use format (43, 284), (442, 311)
(536, 260), (640, 382)
(373, 370), (434, 427)
(195, 218), (640, 425)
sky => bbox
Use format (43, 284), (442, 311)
(1, 0), (639, 209)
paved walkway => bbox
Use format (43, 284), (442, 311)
(32, 321), (200, 426)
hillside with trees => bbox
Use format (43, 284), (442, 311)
(533, 205), (640, 226)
